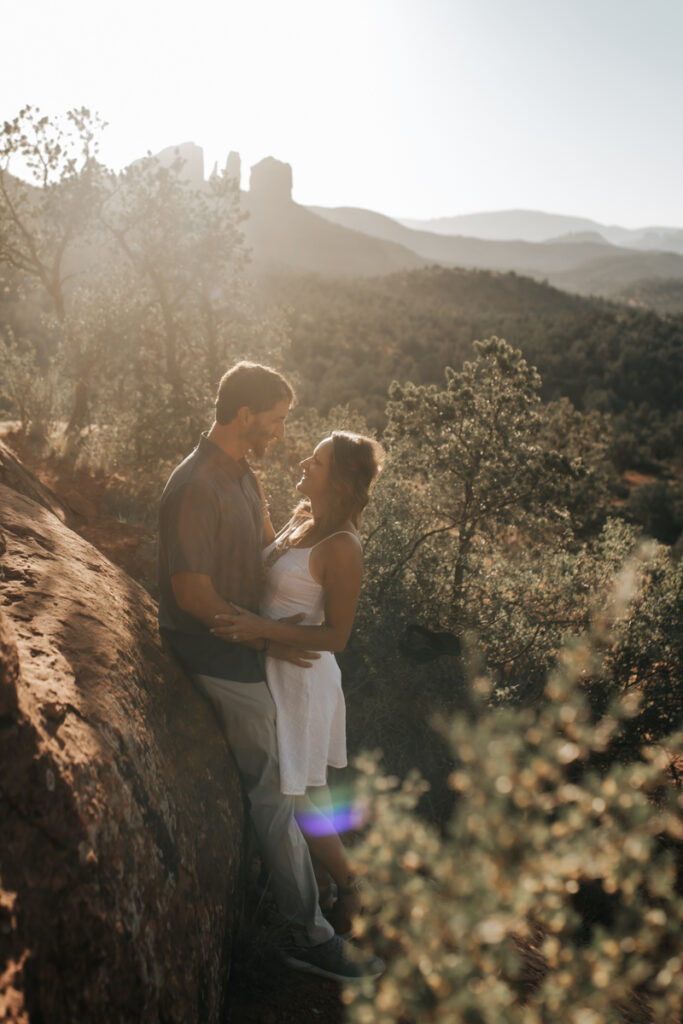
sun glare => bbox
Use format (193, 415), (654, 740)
(2, 0), (683, 223)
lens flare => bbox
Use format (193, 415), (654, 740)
(295, 786), (367, 836)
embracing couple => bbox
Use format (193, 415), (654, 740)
(157, 361), (384, 982)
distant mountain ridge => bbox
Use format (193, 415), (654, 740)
(308, 204), (683, 303)
(398, 209), (683, 254)
(308, 205), (616, 271)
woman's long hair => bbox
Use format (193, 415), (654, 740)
(288, 431), (384, 541)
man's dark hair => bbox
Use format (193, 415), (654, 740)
(215, 361), (294, 425)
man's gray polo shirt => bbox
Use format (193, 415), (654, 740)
(158, 434), (266, 682)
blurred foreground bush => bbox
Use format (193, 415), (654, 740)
(344, 549), (683, 1024)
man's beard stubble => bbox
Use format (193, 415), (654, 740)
(245, 424), (270, 458)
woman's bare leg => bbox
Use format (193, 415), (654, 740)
(309, 854), (335, 909)
(296, 786), (360, 932)
(296, 788), (354, 887)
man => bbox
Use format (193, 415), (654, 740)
(158, 361), (383, 981)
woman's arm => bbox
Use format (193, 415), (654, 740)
(212, 535), (363, 653)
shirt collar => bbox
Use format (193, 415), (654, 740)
(198, 433), (250, 480)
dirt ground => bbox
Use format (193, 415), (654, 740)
(2, 430), (157, 587)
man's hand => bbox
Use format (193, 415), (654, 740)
(212, 607), (265, 643)
(268, 641), (320, 668)
(213, 608), (307, 644)
(211, 608), (318, 666)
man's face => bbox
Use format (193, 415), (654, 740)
(245, 398), (290, 457)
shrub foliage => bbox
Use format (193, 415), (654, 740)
(345, 619), (683, 1022)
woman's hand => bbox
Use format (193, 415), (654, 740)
(212, 605), (269, 643)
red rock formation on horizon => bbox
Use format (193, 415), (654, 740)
(249, 156), (293, 204)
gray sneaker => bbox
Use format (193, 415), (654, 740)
(282, 934), (384, 982)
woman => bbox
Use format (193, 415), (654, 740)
(213, 430), (383, 933)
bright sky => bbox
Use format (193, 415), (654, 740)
(3, 0), (682, 227)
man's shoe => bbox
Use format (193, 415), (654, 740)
(281, 934), (384, 982)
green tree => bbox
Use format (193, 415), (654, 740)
(0, 324), (58, 438)
(76, 150), (254, 468)
(0, 107), (106, 438)
(338, 342), (621, 806)
(100, 152), (248, 397)
(0, 106), (104, 321)
(371, 338), (594, 635)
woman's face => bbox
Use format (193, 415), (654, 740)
(297, 438), (333, 500)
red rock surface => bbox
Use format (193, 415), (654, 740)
(0, 440), (70, 524)
(0, 478), (245, 1023)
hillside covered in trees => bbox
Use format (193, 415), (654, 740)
(255, 268), (683, 461)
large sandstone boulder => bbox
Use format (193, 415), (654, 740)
(0, 440), (70, 523)
(0, 479), (245, 1023)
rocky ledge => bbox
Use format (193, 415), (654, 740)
(0, 454), (245, 1024)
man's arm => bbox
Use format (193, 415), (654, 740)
(171, 572), (319, 667)
(171, 572), (234, 628)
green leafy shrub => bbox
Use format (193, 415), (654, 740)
(599, 536), (683, 747)
(0, 328), (61, 440)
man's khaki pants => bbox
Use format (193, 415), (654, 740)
(193, 674), (334, 947)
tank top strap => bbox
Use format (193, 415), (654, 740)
(310, 530), (361, 552)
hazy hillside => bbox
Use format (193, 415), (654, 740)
(629, 227), (683, 255)
(550, 248), (683, 297)
(242, 196), (426, 277)
(399, 209), (683, 253)
(615, 277), (683, 315)
(307, 204), (683, 305)
(255, 266), (683, 460)
(400, 209), (612, 242)
(546, 231), (614, 245)
(309, 204), (616, 271)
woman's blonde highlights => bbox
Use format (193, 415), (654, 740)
(328, 431), (384, 528)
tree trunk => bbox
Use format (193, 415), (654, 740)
(64, 376), (90, 458)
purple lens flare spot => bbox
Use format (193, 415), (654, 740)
(296, 802), (366, 836)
